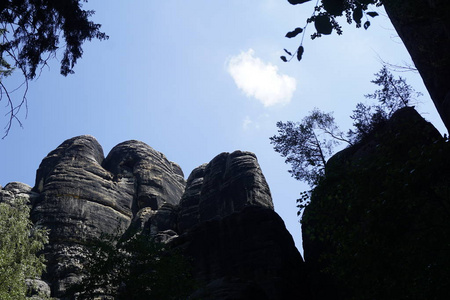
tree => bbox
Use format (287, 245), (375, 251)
(347, 66), (418, 142)
(271, 67), (417, 215)
(270, 109), (346, 187)
(68, 233), (196, 299)
(0, 197), (49, 300)
(271, 67), (415, 186)
(283, 0), (450, 133)
(0, 0), (107, 137)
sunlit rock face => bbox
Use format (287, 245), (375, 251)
(178, 150), (273, 233)
(31, 135), (186, 297)
(0, 182), (39, 206)
(10, 135), (306, 299)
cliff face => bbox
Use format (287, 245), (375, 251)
(302, 107), (450, 299)
(1, 136), (307, 299)
(175, 151), (304, 299)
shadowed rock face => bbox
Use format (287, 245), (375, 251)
(12, 135), (306, 299)
(302, 107), (449, 299)
(175, 206), (307, 300)
(174, 151), (306, 299)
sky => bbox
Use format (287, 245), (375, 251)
(1, 1), (447, 256)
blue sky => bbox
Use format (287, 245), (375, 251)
(1, 1), (446, 255)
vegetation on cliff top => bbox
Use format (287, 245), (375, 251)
(272, 66), (450, 298)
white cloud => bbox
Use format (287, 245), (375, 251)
(242, 116), (253, 130)
(242, 114), (269, 131)
(227, 49), (296, 107)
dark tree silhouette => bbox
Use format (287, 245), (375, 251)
(270, 109), (345, 187)
(271, 67), (418, 218)
(272, 67), (415, 187)
(283, 0), (450, 132)
(0, 0), (107, 136)
(68, 233), (195, 300)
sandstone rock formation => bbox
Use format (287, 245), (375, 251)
(302, 107), (450, 299)
(175, 151), (305, 299)
(1, 135), (306, 299)
(178, 151), (273, 233)
(30, 136), (187, 297)
(175, 206), (306, 299)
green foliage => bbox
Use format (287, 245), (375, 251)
(68, 233), (196, 300)
(347, 66), (418, 143)
(0, 197), (49, 300)
(271, 109), (345, 187)
(0, 0), (107, 136)
(272, 66), (421, 225)
(281, 0), (382, 62)
(0, 29), (13, 78)
(0, 0), (107, 80)
(366, 66), (418, 109)
(272, 67), (418, 188)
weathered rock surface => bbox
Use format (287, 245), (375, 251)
(103, 140), (185, 212)
(0, 182), (39, 206)
(26, 279), (52, 300)
(178, 151), (273, 233)
(173, 151), (305, 299)
(175, 206), (307, 299)
(30, 135), (186, 297)
(3, 135), (305, 299)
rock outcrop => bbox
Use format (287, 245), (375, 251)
(178, 151), (273, 233)
(1, 135), (306, 299)
(175, 206), (305, 299)
(174, 151), (304, 299)
(302, 107), (450, 299)
(30, 136), (187, 297)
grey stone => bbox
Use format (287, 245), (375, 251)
(26, 278), (51, 299)
(103, 140), (185, 211)
(174, 206), (308, 300)
(30, 135), (186, 297)
(1, 182), (39, 206)
(178, 151), (273, 233)
(4, 181), (33, 193)
(7, 135), (306, 299)
(177, 164), (206, 233)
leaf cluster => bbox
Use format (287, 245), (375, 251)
(271, 67), (420, 223)
(0, 197), (49, 300)
(0, 0), (107, 137)
(0, 0), (108, 80)
(347, 66), (419, 143)
(281, 0), (381, 63)
(68, 232), (196, 300)
(270, 109), (344, 187)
